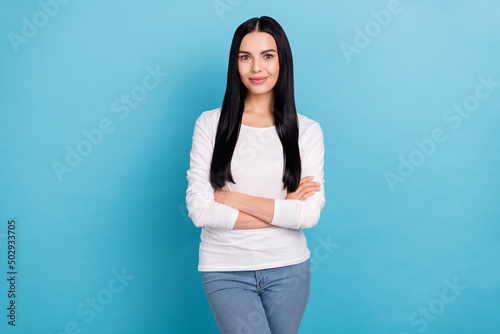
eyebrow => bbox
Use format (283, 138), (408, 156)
(238, 49), (277, 54)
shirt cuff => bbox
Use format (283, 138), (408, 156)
(216, 203), (239, 230)
(270, 198), (300, 229)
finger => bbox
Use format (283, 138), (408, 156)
(294, 177), (317, 198)
(304, 191), (316, 199)
(307, 183), (321, 191)
(297, 182), (318, 193)
(304, 181), (319, 188)
(299, 176), (314, 184)
(300, 180), (317, 189)
(298, 190), (315, 201)
(298, 186), (317, 199)
(302, 185), (320, 197)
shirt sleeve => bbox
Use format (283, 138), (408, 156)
(270, 121), (326, 229)
(185, 112), (240, 229)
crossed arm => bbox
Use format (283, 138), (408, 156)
(214, 175), (321, 229)
(213, 191), (276, 229)
(186, 111), (325, 231)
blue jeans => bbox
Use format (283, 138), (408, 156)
(201, 258), (311, 334)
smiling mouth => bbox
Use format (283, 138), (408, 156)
(249, 77), (268, 84)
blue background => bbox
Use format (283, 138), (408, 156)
(1, 0), (499, 333)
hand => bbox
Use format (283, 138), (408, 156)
(285, 176), (320, 201)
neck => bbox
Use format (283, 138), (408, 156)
(243, 89), (275, 116)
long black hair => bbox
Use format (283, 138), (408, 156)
(210, 16), (301, 193)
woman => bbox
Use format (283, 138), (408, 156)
(186, 16), (325, 333)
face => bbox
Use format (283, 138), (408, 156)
(238, 31), (279, 97)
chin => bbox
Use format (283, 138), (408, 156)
(245, 84), (274, 95)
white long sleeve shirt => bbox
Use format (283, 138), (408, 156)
(185, 107), (325, 271)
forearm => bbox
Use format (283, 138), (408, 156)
(226, 192), (275, 224)
(233, 211), (275, 229)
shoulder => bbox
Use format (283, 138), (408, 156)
(297, 112), (324, 142)
(199, 107), (221, 123)
(194, 107), (222, 134)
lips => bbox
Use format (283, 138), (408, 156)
(249, 77), (267, 84)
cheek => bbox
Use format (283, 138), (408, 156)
(238, 62), (249, 76)
(237, 63), (243, 78)
(269, 61), (279, 76)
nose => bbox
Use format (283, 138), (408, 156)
(251, 58), (262, 72)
